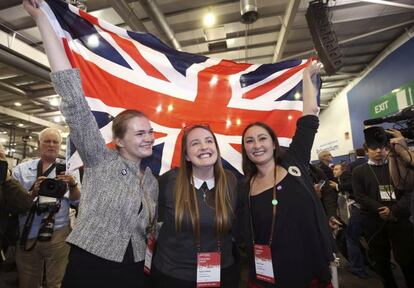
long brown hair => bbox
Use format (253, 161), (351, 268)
(174, 125), (232, 239)
(241, 122), (281, 182)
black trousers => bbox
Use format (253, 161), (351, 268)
(62, 244), (150, 288)
(361, 215), (414, 288)
(150, 262), (240, 288)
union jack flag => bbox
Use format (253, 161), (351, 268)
(43, 0), (320, 176)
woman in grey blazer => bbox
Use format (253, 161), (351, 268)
(23, 1), (158, 287)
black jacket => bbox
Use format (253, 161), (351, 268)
(237, 116), (335, 288)
(0, 161), (32, 251)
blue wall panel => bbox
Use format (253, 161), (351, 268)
(347, 37), (414, 148)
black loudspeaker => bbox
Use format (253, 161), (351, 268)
(306, 0), (344, 75)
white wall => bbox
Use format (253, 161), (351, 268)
(311, 87), (354, 161)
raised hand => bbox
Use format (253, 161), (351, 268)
(22, 0), (44, 20)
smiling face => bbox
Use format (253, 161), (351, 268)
(242, 125), (275, 167)
(184, 127), (218, 170)
(115, 116), (154, 162)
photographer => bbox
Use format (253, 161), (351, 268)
(12, 128), (80, 288)
(352, 128), (414, 288)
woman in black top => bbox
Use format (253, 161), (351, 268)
(239, 60), (335, 288)
(152, 125), (239, 287)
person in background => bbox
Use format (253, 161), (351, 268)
(152, 124), (239, 288)
(0, 144), (32, 286)
(353, 143), (414, 287)
(12, 128), (80, 288)
(239, 60), (336, 288)
(348, 148), (367, 173)
(386, 128), (414, 227)
(318, 150), (334, 181)
(330, 163), (369, 279)
(23, 1), (158, 287)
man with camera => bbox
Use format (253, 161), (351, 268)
(387, 128), (414, 226)
(12, 128), (80, 288)
(352, 127), (414, 288)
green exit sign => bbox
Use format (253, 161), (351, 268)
(369, 80), (414, 118)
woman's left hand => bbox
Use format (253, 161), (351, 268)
(303, 59), (322, 78)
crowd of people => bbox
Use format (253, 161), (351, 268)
(0, 0), (413, 288)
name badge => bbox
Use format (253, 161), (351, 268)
(196, 252), (221, 287)
(254, 244), (275, 284)
(379, 185), (395, 201)
(144, 234), (156, 274)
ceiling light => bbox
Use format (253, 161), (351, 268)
(156, 105), (162, 113)
(203, 12), (216, 27)
(167, 104), (173, 112)
(294, 92), (301, 100)
(288, 115), (293, 120)
(17, 123), (24, 127)
(49, 97), (60, 106)
(54, 116), (62, 123)
(14, 102), (22, 107)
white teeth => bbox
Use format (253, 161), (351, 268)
(253, 150), (265, 156)
(199, 153), (211, 159)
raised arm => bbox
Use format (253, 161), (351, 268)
(23, 0), (71, 72)
(23, 0), (111, 167)
(302, 60), (322, 116)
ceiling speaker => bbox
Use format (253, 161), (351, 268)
(306, 0), (344, 75)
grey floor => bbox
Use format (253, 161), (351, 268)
(0, 253), (408, 287)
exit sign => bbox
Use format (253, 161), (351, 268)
(369, 80), (414, 118)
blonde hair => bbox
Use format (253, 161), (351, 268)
(174, 125), (233, 238)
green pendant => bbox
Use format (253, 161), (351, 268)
(272, 199), (278, 206)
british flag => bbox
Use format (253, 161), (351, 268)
(43, 0), (320, 176)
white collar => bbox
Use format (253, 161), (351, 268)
(193, 175), (215, 190)
(368, 159), (387, 166)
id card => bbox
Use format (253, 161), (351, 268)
(254, 244), (275, 284)
(379, 185), (395, 201)
(144, 234), (156, 274)
(196, 252), (221, 287)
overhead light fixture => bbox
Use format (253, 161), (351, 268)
(49, 97), (60, 106)
(203, 11), (216, 27)
(240, 0), (258, 24)
(17, 123), (24, 127)
(14, 102), (22, 107)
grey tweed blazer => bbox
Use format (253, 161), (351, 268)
(51, 69), (158, 263)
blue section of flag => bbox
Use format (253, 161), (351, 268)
(92, 111), (114, 129)
(127, 31), (208, 77)
(45, 0), (132, 69)
(141, 143), (164, 175)
(240, 60), (302, 88)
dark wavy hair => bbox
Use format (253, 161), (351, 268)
(241, 122), (281, 181)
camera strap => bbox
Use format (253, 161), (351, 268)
(19, 161), (57, 251)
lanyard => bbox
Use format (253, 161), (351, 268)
(248, 168), (277, 246)
(367, 164), (394, 200)
(190, 178), (221, 253)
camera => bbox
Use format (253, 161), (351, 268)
(363, 106), (414, 147)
